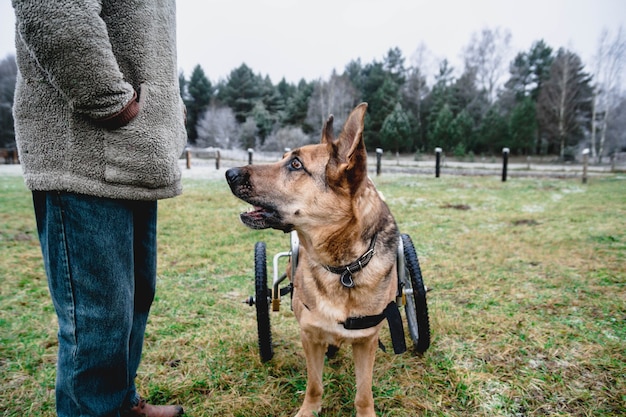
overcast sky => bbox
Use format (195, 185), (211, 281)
(1, 0), (625, 86)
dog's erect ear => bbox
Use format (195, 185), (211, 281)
(321, 114), (335, 144)
(326, 103), (368, 193)
(336, 103), (368, 168)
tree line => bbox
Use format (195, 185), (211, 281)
(178, 28), (625, 162)
(1, 27), (625, 162)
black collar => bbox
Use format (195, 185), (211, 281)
(323, 233), (378, 288)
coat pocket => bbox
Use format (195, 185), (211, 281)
(103, 84), (187, 189)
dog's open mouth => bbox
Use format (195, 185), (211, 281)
(240, 204), (280, 230)
(239, 203), (294, 232)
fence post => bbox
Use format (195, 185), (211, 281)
(502, 147), (510, 182)
(248, 148), (254, 165)
(610, 153), (616, 172)
(376, 148), (383, 176)
(435, 147), (442, 178)
(582, 148), (589, 184)
(186, 149), (191, 169)
(215, 150), (221, 170)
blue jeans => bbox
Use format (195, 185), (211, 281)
(33, 191), (158, 417)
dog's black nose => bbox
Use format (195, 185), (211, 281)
(225, 167), (242, 186)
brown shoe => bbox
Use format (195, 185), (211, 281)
(123, 398), (184, 417)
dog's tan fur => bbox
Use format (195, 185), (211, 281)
(226, 103), (399, 417)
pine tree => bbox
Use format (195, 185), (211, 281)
(423, 60), (455, 151)
(252, 101), (273, 144)
(185, 65), (213, 144)
(283, 80), (314, 132)
(477, 106), (510, 155)
(527, 40), (554, 102)
(502, 40), (554, 154)
(509, 97), (537, 154)
(218, 63), (262, 124)
(430, 104), (455, 152)
(451, 109), (476, 154)
(380, 103), (411, 154)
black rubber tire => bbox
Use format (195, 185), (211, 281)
(401, 234), (430, 353)
(254, 242), (273, 362)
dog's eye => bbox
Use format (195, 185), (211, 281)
(289, 158), (303, 171)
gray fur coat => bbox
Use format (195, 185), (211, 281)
(12, 0), (187, 200)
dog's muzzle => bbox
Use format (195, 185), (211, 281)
(225, 167), (247, 192)
(225, 167), (292, 232)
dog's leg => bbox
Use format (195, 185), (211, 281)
(352, 337), (379, 417)
(295, 336), (326, 417)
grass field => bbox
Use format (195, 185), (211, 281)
(1, 171), (624, 416)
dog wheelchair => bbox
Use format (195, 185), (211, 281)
(244, 231), (430, 362)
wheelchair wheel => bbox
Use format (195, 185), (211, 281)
(254, 242), (273, 362)
(400, 234), (430, 353)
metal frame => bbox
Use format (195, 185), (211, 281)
(270, 231), (299, 311)
(270, 231), (415, 311)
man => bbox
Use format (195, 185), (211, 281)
(12, 1), (187, 416)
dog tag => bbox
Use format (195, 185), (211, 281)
(340, 270), (355, 288)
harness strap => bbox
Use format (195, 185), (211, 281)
(383, 301), (407, 354)
(341, 301), (407, 354)
(342, 311), (385, 330)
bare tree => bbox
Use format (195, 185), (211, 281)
(306, 71), (359, 132)
(605, 95), (626, 159)
(196, 105), (239, 149)
(537, 49), (593, 159)
(409, 42), (436, 84)
(403, 43), (431, 149)
(463, 27), (512, 103)
(590, 26), (626, 163)
(261, 126), (312, 152)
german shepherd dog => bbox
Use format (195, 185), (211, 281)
(226, 103), (402, 417)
